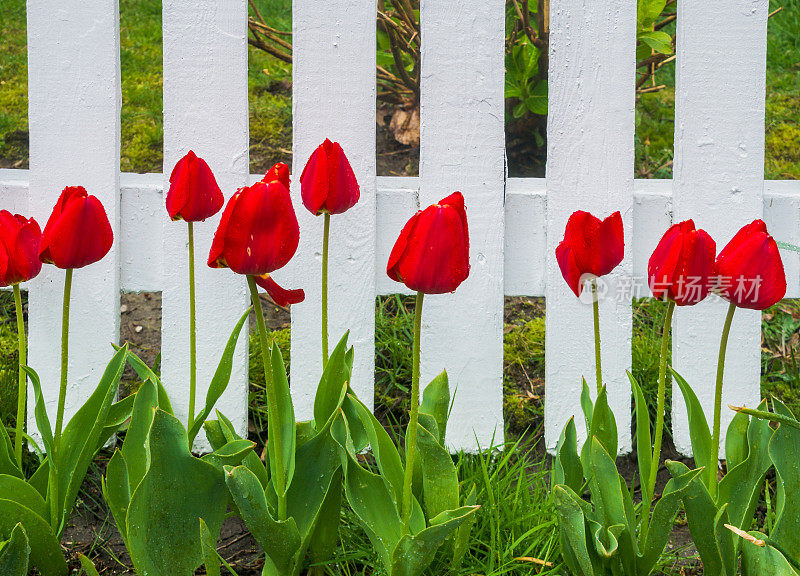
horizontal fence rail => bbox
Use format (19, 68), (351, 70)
(2, 170), (798, 451)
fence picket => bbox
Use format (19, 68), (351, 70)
(544, 0), (637, 452)
(289, 0), (378, 418)
(418, 0), (506, 450)
(671, 0), (769, 454)
(25, 0), (121, 439)
(161, 0), (250, 446)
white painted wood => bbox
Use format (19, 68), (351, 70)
(671, 0), (768, 455)
(161, 0), (250, 447)
(504, 179), (547, 297)
(376, 182), (418, 297)
(289, 0), (377, 419)
(766, 181), (800, 299)
(25, 0), (121, 440)
(544, 0), (637, 453)
(120, 173), (164, 293)
(418, 0), (506, 450)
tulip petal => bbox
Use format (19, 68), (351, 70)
(264, 162), (291, 190)
(254, 274), (305, 307)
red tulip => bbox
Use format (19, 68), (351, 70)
(555, 211), (624, 297)
(648, 220), (716, 306)
(0, 211), (42, 286)
(714, 219), (786, 310)
(40, 186), (113, 269)
(264, 162), (290, 190)
(300, 139), (360, 215)
(387, 192), (469, 294)
(254, 274), (305, 307)
(165, 150), (224, 222)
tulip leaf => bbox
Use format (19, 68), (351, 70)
(671, 368), (713, 481)
(725, 408), (751, 472)
(587, 439), (631, 552)
(25, 366), (59, 527)
(628, 372), (653, 502)
(452, 482), (477, 570)
(389, 505), (479, 576)
(718, 399), (774, 533)
(126, 409), (227, 576)
(420, 371), (450, 446)
(0, 523), (29, 576)
(553, 485), (595, 576)
(78, 554), (101, 576)
(188, 308), (250, 444)
(225, 464), (301, 575)
(553, 417), (584, 493)
(769, 403), (800, 556)
(102, 449), (131, 546)
(740, 532), (800, 576)
(314, 332), (352, 427)
(200, 518), (221, 576)
(308, 468), (343, 571)
(0, 499), (66, 576)
(201, 439), (256, 470)
(665, 460), (735, 576)
(122, 378), (158, 489)
(268, 344), (296, 500)
(96, 393), (137, 450)
(0, 420), (22, 479)
(0, 474), (49, 521)
(207, 411), (269, 489)
(55, 345), (128, 531)
(331, 411), (402, 571)
(640, 464), (702, 573)
(581, 386), (617, 473)
(415, 420), (459, 520)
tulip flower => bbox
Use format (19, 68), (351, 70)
(641, 219), (715, 521)
(39, 186), (113, 446)
(0, 210), (42, 466)
(554, 210), (624, 396)
(386, 191), (470, 536)
(386, 192), (470, 294)
(555, 210), (624, 298)
(705, 220), (786, 497)
(165, 151), (225, 428)
(648, 219), (716, 306)
(165, 150), (224, 222)
(208, 171), (303, 520)
(300, 140), (360, 364)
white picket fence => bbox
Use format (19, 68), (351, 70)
(0, 0), (795, 454)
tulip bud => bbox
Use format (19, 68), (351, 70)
(714, 219), (786, 310)
(555, 210), (624, 297)
(0, 211), (42, 286)
(165, 150), (224, 222)
(300, 139), (360, 215)
(208, 179), (300, 276)
(387, 192), (470, 294)
(40, 186), (114, 269)
(648, 220), (716, 306)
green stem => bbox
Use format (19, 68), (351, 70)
(54, 268), (73, 448)
(591, 279), (602, 395)
(247, 275), (287, 520)
(13, 284), (26, 468)
(643, 298), (675, 537)
(187, 221), (197, 430)
(710, 301), (736, 499)
(321, 212), (330, 364)
(401, 291), (424, 535)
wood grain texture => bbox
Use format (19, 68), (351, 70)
(418, 0), (506, 450)
(289, 0), (377, 418)
(544, 0), (637, 453)
(671, 0), (769, 455)
(25, 0), (121, 439)
(161, 0), (250, 448)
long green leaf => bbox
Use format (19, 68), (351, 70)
(121, 378), (158, 489)
(102, 449), (131, 547)
(187, 308), (250, 444)
(313, 332), (351, 427)
(670, 368), (713, 482)
(0, 523), (29, 576)
(268, 344), (296, 500)
(420, 371), (450, 446)
(0, 499), (65, 576)
(628, 372), (653, 502)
